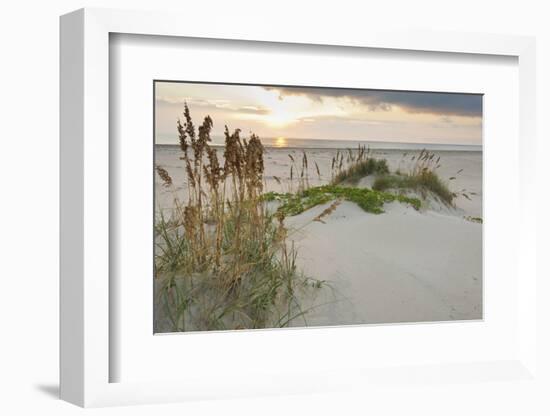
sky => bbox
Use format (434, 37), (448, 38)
(155, 82), (482, 145)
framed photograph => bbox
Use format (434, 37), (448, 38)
(60, 8), (538, 407)
(152, 80), (483, 334)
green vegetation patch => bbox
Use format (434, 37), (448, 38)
(264, 185), (421, 216)
(332, 158), (390, 185)
(372, 171), (455, 206)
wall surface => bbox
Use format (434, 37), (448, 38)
(0, 1), (548, 414)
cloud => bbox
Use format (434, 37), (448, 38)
(295, 114), (387, 126)
(214, 103), (269, 115)
(156, 96), (269, 115)
(264, 86), (482, 118)
(156, 95), (193, 105)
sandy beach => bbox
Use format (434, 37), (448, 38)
(155, 144), (482, 327)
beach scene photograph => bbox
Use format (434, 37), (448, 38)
(153, 81), (482, 333)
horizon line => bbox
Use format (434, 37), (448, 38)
(155, 136), (482, 147)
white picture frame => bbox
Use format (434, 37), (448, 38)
(60, 7), (537, 407)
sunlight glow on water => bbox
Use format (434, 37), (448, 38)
(274, 137), (288, 148)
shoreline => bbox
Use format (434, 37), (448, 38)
(155, 142), (483, 152)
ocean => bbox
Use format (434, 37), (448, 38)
(156, 137), (481, 152)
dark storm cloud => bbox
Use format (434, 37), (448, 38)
(264, 86), (482, 118)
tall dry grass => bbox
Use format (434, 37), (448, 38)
(154, 105), (324, 332)
(373, 149), (455, 205)
(330, 144), (389, 185)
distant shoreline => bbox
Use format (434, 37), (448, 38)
(155, 142), (482, 152)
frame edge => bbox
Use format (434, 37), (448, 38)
(60, 8), (85, 407)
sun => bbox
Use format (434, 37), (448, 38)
(274, 137), (288, 147)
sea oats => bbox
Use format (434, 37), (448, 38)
(156, 166), (173, 187)
(313, 200), (342, 224)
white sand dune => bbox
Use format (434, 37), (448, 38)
(286, 200), (482, 327)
